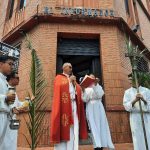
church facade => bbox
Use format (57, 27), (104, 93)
(0, 0), (150, 146)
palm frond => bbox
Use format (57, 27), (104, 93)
(138, 72), (150, 89)
(126, 37), (133, 55)
(23, 34), (48, 150)
(126, 37), (150, 89)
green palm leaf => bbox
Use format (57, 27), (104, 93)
(138, 72), (150, 89)
(126, 37), (150, 87)
(23, 34), (48, 150)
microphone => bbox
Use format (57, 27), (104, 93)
(70, 74), (76, 87)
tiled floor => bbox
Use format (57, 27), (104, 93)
(18, 143), (133, 150)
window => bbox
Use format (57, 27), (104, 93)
(137, 57), (149, 72)
(19, 0), (26, 10)
(124, 0), (130, 15)
(8, 0), (15, 19)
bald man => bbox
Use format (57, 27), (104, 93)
(50, 62), (88, 150)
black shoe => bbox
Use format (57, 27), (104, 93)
(94, 148), (103, 150)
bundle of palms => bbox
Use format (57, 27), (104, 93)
(24, 34), (47, 150)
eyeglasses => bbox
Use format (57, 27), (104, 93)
(14, 77), (19, 80)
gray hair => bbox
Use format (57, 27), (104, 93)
(62, 62), (72, 69)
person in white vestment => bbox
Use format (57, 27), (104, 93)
(82, 74), (115, 150)
(6, 71), (27, 150)
(0, 55), (16, 150)
(6, 72), (24, 112)
(123, 80), (150, 150)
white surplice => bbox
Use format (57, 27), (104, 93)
(54, 74), (79, 150)
(82, 84), (114, 149)
(0, 72), (17, 150)
(123, 86), (150, 150)
(8, 85), (24, 150)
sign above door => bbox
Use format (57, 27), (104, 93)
(42, 6), (115, 18)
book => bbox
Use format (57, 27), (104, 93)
(80, 75), (95, 88)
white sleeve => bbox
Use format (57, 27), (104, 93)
(82, 90), (90, 103)
(144, 89), (150, 112)
(134, 88), (150, 112)
(82, 88), (93, 103)
(123, 89), (146, 112)
(0, 94), (7, 110)
(93, 84), (104, 99)
(123, 91), (132, 112)
(123, 90), (137, 112)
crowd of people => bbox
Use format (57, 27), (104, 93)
(0, 55), (150, 150)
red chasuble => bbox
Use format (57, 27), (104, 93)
(50, 74), (88, 144)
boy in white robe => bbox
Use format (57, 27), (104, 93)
(6, 71), (26, 150)
(123, 81), (150, 150)
(0, 55), (16, 150)
(82, 74), (114, 150)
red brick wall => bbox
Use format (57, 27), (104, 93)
(17, 24), (57, 146)
(0, 0), (115, 38)
(1, 0), (150, 40)
(15, 23), (132, 146)
(18, 24), (57, 108)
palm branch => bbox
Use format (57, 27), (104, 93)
(126, 38), (149, 87)
(138, 72), (150, 89)
(125, 37), (149, 150)
(24, 34), (47, 150)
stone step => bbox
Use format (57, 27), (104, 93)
(18, 143), (133, 150)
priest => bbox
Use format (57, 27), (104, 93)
(50, 62), (88, 150)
